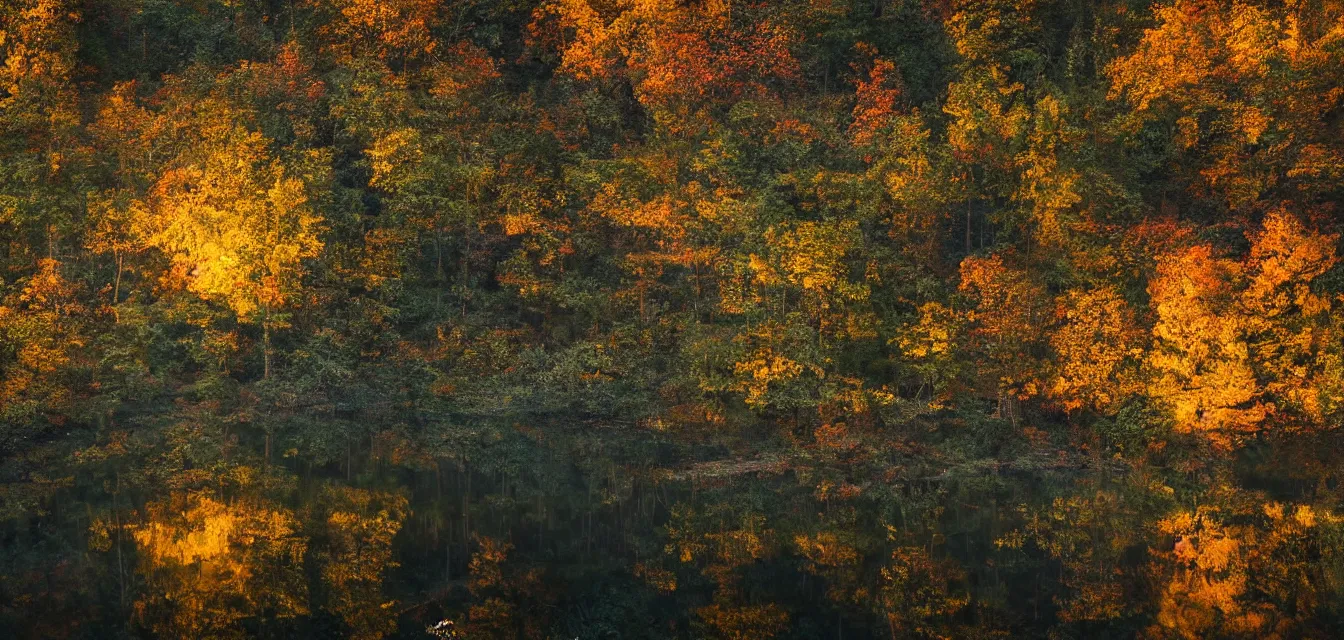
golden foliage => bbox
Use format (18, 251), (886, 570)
(761, 220), (866, 302)
(131, 491), (308, 638)
(1049, 286), (1143, 413)
(0, 259), (89, 421)
(0, 0), (81, 139)
(1146, 245), (1266, 446)
(794, 531), (866, 605)
(532, 0), (799, 132)
(317, 486), (409, 640)
(1148, 502), (1341, 639)
(1013, 94), (1082, 249)
(878, 542), (969, 639)
(1241, 210), (1341, 423)
(1145, 211), (1340, 444)
(308, 0), (440, 63)
(1106, 1), (1344, 206)
(959, 253), (1048, 400)
(136, 107), (323, 321)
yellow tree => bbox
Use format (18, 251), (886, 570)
(664, 506), (789, 639)
(135, 101), (323, 380)
(894, 301), (965, 408)
(1107, 1), (1344, 209)
(0, 0), (82, 259)
(1240, 210), (1340, 427)
(942, 0), (1040, 255)
(1048, 286), (1144, 414)
(958, 252), (1050, 422)
(1145, 245), (1266, 448)
(1013, 94), (1083, 252)
(1146, 211), (1340, 445)
(0, 258), (89, 426)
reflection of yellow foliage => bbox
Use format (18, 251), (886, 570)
(878, 544), (968, 639)
(1015, 491), (1134, 623)
(465, 536), (515, 638)
(795, 531), (866, 605)
(131, 491), (308, 639)
(468, 535), (512, 595)
(1149, 502), (1341, 639)
(795, 532), (859, 570)
(696, 602), (789, 640)
(665, 506), (780, 614)
(318, 486), (409, 640)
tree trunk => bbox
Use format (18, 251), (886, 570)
(966, 197), (973, 254)
(113, 251), (123, 306)
(262, 315), (272, 380)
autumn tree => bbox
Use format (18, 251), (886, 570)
(132, 97), (323, 380)
(958, 252), (1050, 423)
(532, 0), (800, 134)
(1048, 285), (1143, 414)
(0, 259), (92, 438)
(1240, 209), (1341, 429)
(0, 0), (82, 265)
(1145, 244), (1265, 447)
(1108, 1), (1344, 211)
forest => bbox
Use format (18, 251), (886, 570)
(3, 0), (1344, 638)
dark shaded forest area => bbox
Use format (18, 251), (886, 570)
(4, 0), (1344, 638)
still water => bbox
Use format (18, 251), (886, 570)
(4, 421), (1344, 638)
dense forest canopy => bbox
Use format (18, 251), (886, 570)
(3, 0), (1344, 637)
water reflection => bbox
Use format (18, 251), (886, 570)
(131, 491), (308, 638)
(7, 428), (1344, 638)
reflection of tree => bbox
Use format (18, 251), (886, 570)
(1147, 500), (1342, 639)
(316, 485), (409, 640)
(131, 491), (308, 638)
(877, 540), (968, 640)
(463, 534), (557, 640)
(1006, 489), (1139, 626)
(664, 506), (790, 639)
